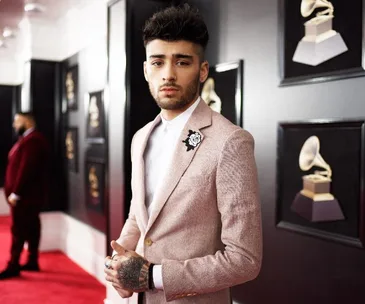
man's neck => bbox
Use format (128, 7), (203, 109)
(23, 127), (35, 137)
(161, 97), (199, 121)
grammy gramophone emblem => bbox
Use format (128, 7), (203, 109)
(89, 166), (100, 201)
(65, 131), (74, 160)
(201, 78), (222, 114)
(89, 96), (100, 128)
(293, 0), (348, 66)
(291, 136), (345, 222)
(65, 72), (75, 106)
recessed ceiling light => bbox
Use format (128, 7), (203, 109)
(24, 2), (46, 13)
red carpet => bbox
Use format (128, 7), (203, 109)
(0, 216), (106, 304)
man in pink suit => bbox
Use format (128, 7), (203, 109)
(0, 112), (50, 279)
(104, 4), (262, 303)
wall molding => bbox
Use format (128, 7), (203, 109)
(39, 211), (106, 285)
(1, 199), (109, 295)
(0, 188), (10, 215)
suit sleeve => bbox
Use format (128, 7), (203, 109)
(12, 138), (46, 198)
(161, 129), (263, 301)
(116, 203), (140, 251)
(116, 134), (141, 251)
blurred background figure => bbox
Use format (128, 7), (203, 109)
(0, 112), (50, 280)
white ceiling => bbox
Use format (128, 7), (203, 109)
(0, 0), (94, 34)
(0, 0), (108, 84)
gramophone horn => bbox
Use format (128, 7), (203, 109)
(299, 136), (332, 178)
(301, 0), (332, 18)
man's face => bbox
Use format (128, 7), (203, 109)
(144, 39), (209, 111)
(13, 114), (27, 136)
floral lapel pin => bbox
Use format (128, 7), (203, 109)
(182, 130), (202, 151)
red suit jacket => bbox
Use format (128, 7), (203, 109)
(4, 130), (50, 209)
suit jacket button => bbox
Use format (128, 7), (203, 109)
(145, 238), (153, 246)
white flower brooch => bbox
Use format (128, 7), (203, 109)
(182, 130), (202, 151)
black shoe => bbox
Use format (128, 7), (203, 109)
(0, 267), (20, 280)
(20, 263), (40, 272)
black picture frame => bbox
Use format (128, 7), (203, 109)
(201, 60), (244, 126)
(85, 159), (106, 215)
(86, 90), (106, 142)
(65, 65), (78, 110)
(276, 119), (365, 248)
(279, 0), (365, 86)
(65, 127), (78, 173)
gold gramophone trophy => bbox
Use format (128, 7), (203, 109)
(65, 131), (74, 160)
(89, 96), (100, 128)
(89, 166), (99, 200)
(201, 78), (222, 114)
(292, 0), (348, 66)
(65, 72), (75, 104)
(291, 136), (345, 222)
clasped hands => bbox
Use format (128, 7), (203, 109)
(104, 240), (153, 298)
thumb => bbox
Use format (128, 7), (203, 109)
(111, 240), (126, 255)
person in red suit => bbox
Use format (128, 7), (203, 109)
(0, 112), (50, 279)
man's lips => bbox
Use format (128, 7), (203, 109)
(160, 87), (178, 92)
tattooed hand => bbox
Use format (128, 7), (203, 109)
(117, 254), (151, 292)
(104, 240), (154, 294)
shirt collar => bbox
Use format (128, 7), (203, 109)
(23, 128), (35, 137)
(160, 97), (200, 131)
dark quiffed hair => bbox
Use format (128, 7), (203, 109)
(143, 4), (209, 52)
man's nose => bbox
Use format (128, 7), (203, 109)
(162, 64), (176, 82)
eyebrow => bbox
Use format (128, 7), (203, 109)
(149, 54), (194, 60)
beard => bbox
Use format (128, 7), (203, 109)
(16, 126), (26, 136)
(150, 73), (200, 111)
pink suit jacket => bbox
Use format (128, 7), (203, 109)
(117, 100), (262, 303)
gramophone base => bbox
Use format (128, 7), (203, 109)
(291, 192), (345, 222)
(293, 32), (348, 66)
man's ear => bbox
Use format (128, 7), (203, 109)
(200, 61), (209, 83)
(143, 61), (148, 82)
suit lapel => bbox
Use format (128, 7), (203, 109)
(146, 100), (212, 232)
(135, 115), (162, 232)
(9, 137), (24, 158)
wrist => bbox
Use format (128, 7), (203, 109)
(136, 260), (154, 292)
(148, 263), (155, 290)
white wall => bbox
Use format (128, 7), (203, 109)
(0, 189), (10, 215)
(40, 211), (106, 285)
(31, 0), (107, 62)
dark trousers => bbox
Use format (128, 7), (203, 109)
(9, 205), (41, 267)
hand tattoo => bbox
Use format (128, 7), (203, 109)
(117, 256), (151, 292)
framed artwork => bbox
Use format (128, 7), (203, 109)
(85, 159), (105, 214)
(201, 60), (243, 126)
(276, 120), (365, 248)
(65, 127), (78, 172)
(65, 65), (78, 110)
(86, 90), (106, 141)
(279, 0), (365, 86)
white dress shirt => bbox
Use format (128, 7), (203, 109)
(9, 128), (35, 201)
(144, 97), (200, 290)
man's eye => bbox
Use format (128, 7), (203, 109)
(177, 61), (190, 66)
(152, 61), (163, 66)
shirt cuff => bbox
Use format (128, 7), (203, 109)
(152, 264), (164, 290)
(9, 193), (20, 201)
